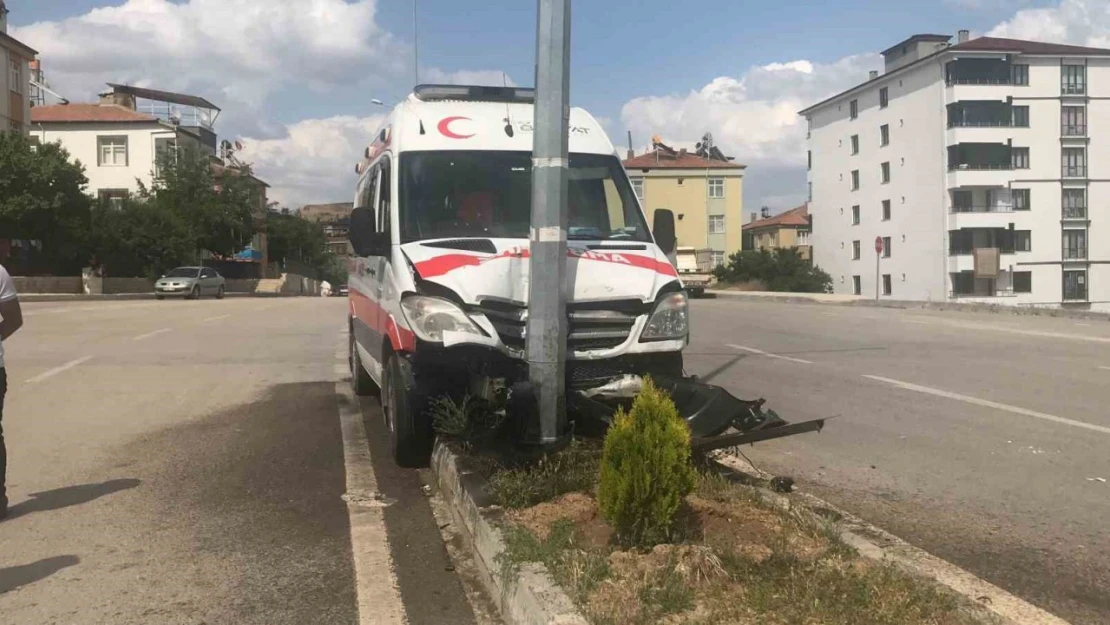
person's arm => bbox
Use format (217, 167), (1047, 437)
(0, 297), (22, 342)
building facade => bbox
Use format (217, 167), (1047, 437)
(300, 202), (354, 256)
(623, 142), (746, 267)
(0, 1), (36, 133)
(803, 33), (1110, 309)
(742, 204), (812, 260)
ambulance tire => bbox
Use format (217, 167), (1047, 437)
(384, 352), (433, 468)
(349, 328), (377, 397)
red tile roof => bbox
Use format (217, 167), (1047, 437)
(623, 150), (745, 170)
(743, 204), (810, 231)
(950, 37), (1110, 56)
(31, 103), (158, 123)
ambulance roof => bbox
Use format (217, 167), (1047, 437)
(371, 84), (616, 159)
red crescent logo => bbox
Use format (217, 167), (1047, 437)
(438, 116), (474, 139)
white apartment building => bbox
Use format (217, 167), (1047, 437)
(31, 84), (221, 204)
(803, 32), (1110, 310)
(0, 0), (36, 133)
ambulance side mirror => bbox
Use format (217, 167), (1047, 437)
(652, 209), (677, 255)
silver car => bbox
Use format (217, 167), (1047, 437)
(155, 267), (226, 300)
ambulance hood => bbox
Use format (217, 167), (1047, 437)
(401, 238), (679, 305)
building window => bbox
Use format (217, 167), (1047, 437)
(1062, 147), (1086, 177)
(1063, 269), (1087, 301)
(851, 170), (860, 190)
(707, 178), (725, 198)
(1015, 230), (1031, 252)
(807, 150), (811, 171)
(1062, 106), (1086, 136)
(1063, 188), (1086, 219)
(98, 136), (128, 167)
(882, 274), (892, 296)
(1063, 229), (1087, 260)
(1012, 188), (1030, 211)
(880, 162), (891, 184)
(807, 181), (813, 201)
(852, 240), (861, 260)
(880, 124), (889, 146)
(851, 205), (860, 225)
(97, 188), (129, 209)
(9, 58), (22, 95)
(850, 134), (859, 155)
(1062, 65), (1086, 95)
(1012, 105), (1029, 127)
(1011, 147), (1029, 170)
(630, 177), (644, 201)
(711, 251), (725, 267)
(879, 87), (889, 109)
(1013, 271), (1032, 293)
(852, 275), (862, 295)
(1011, 64), (1029, 86)
(882, 236), (892, 258)
(849, 99), (858, 120)
(797, 230), (811, 246)
(881, 199), (891, 221)
(708, 214), (726, 234)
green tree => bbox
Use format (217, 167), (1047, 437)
(0, 132), (91, 273)
(714, 247), (833, 293)
(266, 211), (328, 267)
(89, 198), (195, 279)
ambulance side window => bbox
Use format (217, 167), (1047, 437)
(378, 157), (392, 239)
(359, 165), (379, 226)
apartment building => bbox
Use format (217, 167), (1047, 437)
(623, 140), (746, 267)
(803, 32), (1110, 309)
(0, 0), (36, 133)
(31, 84), (221, 203)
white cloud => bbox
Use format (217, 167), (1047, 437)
(621, 54), (879, 171)
(12, 0), (401, 109)
(987, 0), (1110, 46)
(238, 114), (386, 209)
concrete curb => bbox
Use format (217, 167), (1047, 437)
(708, 289), (1110, 322)
(431, 443), (589, 625)
(713, 452), (1071, 625)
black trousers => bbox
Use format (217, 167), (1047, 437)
(1, 367), (6, 501)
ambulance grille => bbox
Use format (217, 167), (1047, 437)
(473, 300), (648, 351)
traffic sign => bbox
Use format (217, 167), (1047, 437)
(875, 236), (883, 254)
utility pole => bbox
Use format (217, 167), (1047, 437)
(526, 0), (571, 446)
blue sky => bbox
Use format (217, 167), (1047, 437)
(6, 0), (1100, 208)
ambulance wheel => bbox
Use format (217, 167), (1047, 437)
(383, 351), (433, 468)
(349, 326), (376, 397)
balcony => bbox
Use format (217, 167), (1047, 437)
(1062, 247), (1088, 261)
(1063, 205), (1087, 220)
(946, 58), (1015, 86)
(1062, 165), (1087, 178)
(951, 203), (1014, 213)
(1062, 124), (1087, 137)
(1061, 82), (1086, 96)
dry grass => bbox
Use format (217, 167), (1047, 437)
(499, 469), (993, 625)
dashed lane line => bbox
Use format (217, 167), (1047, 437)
(25, 356), (94, 384)
(203, 314), (231, 322)
(132, 328), (171, 342)
(863, 374), (1110, 436)
(728, 343), (813, 365)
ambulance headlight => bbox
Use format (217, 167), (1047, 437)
(400, 296), (484, 343)
(640, 291), (689, 341)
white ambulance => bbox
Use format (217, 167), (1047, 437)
(347, 85), (689, 466)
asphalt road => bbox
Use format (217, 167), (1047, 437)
(0, 298), (495, 625)
(684, 297), (1110, 625)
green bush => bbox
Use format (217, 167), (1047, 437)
(598, 379), (696, 548)
(713, 247), (833, 293)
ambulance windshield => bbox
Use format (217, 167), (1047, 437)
(398, 151), (651, 243)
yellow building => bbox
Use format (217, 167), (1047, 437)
(623, 144), (746, 267)
(741, 204), (812, 260)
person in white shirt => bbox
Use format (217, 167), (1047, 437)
(0, 262), (24, 519)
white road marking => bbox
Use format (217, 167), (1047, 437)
(728, 343), (813, 364)
(132, 328), (171, 341)
(335, 379), (407, 625)
(863, 375), (1110, 436)
(25, 356), (94, 383)
(203, 314), (231, 322)
(909, 316), (1110, 345)
(1099, 366), (1110, 371)
(906, 319), (931, 325)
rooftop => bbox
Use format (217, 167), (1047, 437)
(623, 140), (745, 170)
(743, 204), (810, 231)
(106, 84), (221, 112)
(949, 36), (1110, 56)
(31, 103), (158, 123)
(0, 30), (38, 58)
(881, 34), (952, 56)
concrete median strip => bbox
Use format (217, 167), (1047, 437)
(431, 443), (589, 625)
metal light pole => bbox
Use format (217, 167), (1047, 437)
(526, 0), (571, 446)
